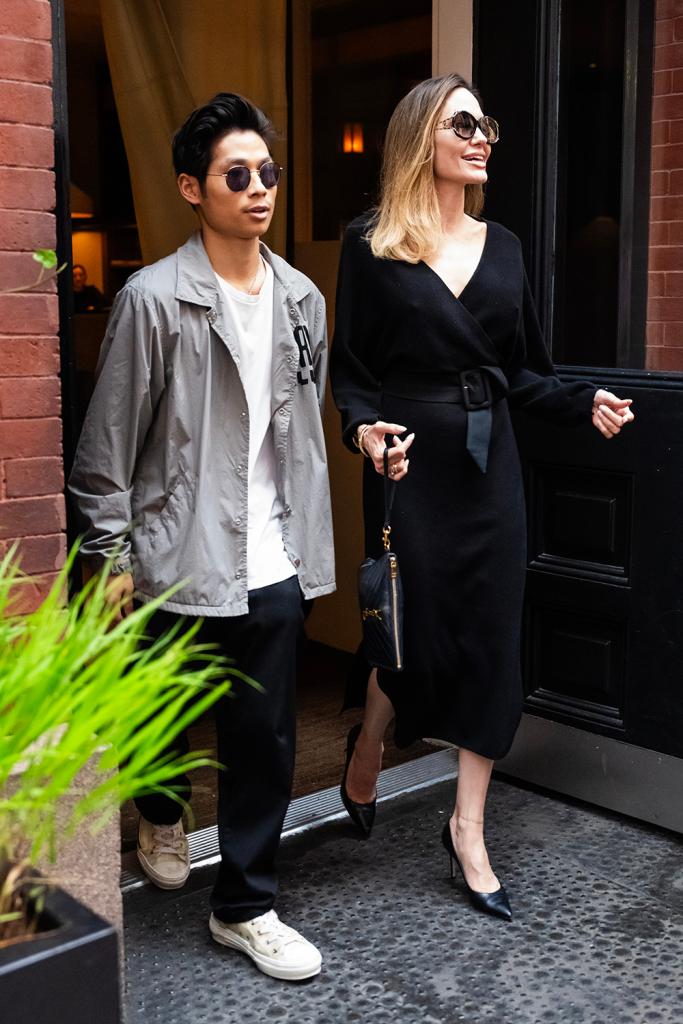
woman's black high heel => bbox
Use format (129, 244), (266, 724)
(340, 723), (377, 838)
(441, 821), (512, 921)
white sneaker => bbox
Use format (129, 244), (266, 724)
(137, 816), (190, 890)
(209, 909), (322, 981)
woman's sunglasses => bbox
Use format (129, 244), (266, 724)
(436, 111), (500, 144)
(205, 161), (282, 192)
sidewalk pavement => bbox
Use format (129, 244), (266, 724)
(125, 775), (683, 1023)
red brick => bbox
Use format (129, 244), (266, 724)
(0, 417), (61, 458)
(6, 571), (62, 614)
(673, 68), (683, 92)
(668, 221), (683, 243)
(0, 494), (65, 540)
(0, 376), (60, 419)
(0, 124), (53, 170)
(656, 41), (683, 70)
(647, 322), (664, 347)
(0, 338), (59, 376)
(657, 18), (675, 45)
(649, 271), (667, 296)
(646, 296), (683, 319)
(647, 345), (683, 369)
(670, 168), (683, 193)
(665, 271), (683, 294)
(0, 2), (52, 42)
(0, 533), (66, 573)
(651, 143), (683, 170)
(0, 251), (58, 292)
(670, 119), (683, 143)
(675, 16), (683, 40)
(650, 194), (683, 220)
(653, 93), (683, 120)
(0, 293), (58, 335)
(651, 142), (683, 169)
(652, 170), (670, 196)
(0, 210), (55, 250)
(0, 167), (55, 210)
(0, 80), (52, 127)
(653, 69), (673, 95)
(652, 121), (670, 146)
(658, 0), (683, 20)
(664, 320), (683, 343)
(650, 221), (670, 245)
(4, 456), (63, 497)
(0, 37), (51, 85)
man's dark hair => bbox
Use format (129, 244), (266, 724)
(172, 92), (275, 187)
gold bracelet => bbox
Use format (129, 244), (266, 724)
(356, 424), (372, 457)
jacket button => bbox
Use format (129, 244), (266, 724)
(235, 571), (242, 579)
(240, 410), (247, 418)
(234, 517), (242, 527)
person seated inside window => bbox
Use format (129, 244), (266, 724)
(72, 263), (105, 313)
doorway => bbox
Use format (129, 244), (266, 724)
(60, 0), (434, 849)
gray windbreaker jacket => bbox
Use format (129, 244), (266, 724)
(68, 231), (336, 616)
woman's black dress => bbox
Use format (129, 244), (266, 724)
(330, 217), (595, 760)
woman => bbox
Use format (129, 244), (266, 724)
(329, 73), (634, 921)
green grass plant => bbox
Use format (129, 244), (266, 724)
(0, 544), (239, 943)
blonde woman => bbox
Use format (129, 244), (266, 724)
(330, 73), (634, 921)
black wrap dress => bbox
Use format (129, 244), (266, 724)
(330, 216), (595, 760)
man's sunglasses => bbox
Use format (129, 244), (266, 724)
(205, 161), (282, 192)
(436, 111), (500, 144)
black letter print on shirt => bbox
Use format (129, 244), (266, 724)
(294, 325), (316, 385)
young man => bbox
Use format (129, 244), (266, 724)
(69, 94), (335, 981)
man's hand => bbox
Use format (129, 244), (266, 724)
(104, 572), (135, 622)
(356, 421), (415, 480)
(591, 389), (635, 439)
(83, 563), (135, 624)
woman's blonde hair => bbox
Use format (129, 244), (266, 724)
(367, 73), (485, 263)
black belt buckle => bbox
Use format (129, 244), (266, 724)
(460, 369), (492, 411)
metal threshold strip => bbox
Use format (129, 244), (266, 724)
(121, 748), (458, 892)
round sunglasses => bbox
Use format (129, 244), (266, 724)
(436, 111), (500, 144)
(205, 161), (282, 192)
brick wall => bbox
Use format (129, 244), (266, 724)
(0, 1), (66, 611)
(648, 0), (683, 372)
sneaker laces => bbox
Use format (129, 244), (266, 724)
(150, 823), (186, 857)
(252, 910), (302, 954)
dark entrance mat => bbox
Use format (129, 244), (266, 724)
(124, 776), (683, 1024)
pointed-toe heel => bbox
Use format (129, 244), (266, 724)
(340, 723), (377, 838)
(441, 821), (512, 922)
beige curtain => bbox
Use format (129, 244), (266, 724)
(100, 0), (288, 265)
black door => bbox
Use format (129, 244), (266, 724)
(475, 0), (683, 825)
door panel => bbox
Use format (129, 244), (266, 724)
(514, 372), (683, 758)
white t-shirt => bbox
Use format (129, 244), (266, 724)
(215, 262), (296, 591)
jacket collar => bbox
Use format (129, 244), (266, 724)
(175, 231), (313, 305)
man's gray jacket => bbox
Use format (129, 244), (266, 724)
(69, 231), (336, 616)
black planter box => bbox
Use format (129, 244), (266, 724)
(0, 886), (120, 1024)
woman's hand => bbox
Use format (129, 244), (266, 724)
(356, 421), (415, 479)
(591, 389), (635, 439)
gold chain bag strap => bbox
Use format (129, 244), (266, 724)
(357, 448), (404, 671)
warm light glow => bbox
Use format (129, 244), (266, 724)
(342, 122), (364, 154)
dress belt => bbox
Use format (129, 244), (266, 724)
(382, 367), (508, 474)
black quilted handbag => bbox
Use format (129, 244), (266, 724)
(357, 449), (404, 671)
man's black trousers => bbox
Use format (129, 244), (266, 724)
(135, 576), (303, 923)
